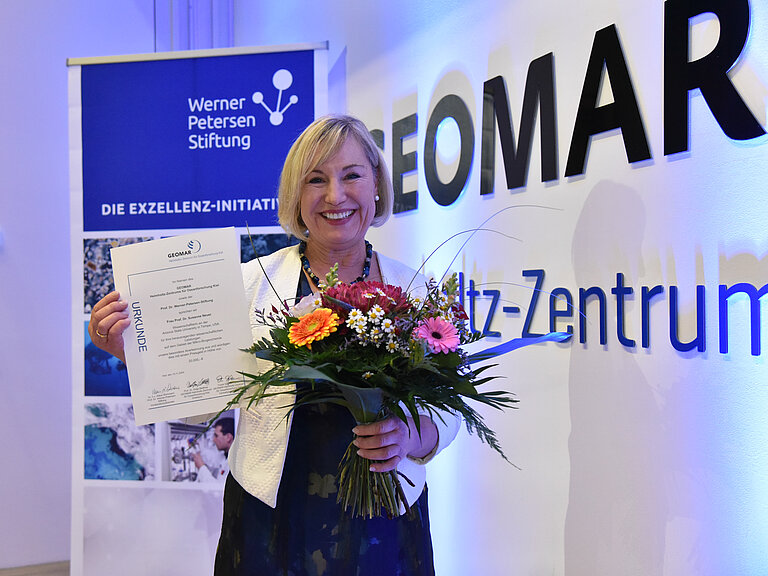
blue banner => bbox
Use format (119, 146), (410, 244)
(81, 50), (315, 231)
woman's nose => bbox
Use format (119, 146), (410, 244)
(324, 178), (346, 204)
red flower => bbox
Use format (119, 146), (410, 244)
(450, 302), (469, 321)
(324, 281), (411, 316)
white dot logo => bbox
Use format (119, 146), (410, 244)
(252, 69), (299, 126)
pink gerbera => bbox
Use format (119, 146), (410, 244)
(415, 317), (460, 354)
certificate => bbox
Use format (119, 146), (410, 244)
(111, 227), (258, 425)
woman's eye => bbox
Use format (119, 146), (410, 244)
(345, 172), (361, 180)
(307, 176), (324, 184)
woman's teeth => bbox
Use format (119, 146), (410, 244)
(323, 210), (353, 220)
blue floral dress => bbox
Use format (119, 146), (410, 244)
(213, 275), (435, 576)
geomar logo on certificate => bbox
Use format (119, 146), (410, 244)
(110, 227), (257, 425)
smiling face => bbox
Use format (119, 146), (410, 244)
(300, 136), (377, 254)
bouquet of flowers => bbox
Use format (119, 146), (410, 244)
(228, 266), (525, 518)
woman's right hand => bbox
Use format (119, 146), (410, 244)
(88, 291), (130, 363)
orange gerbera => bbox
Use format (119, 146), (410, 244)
(288, 308), (340, 348)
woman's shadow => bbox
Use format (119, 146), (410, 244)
(564, 180), (668, 576)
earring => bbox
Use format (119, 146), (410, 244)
(374, 195), (380, 201)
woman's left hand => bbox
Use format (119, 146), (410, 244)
(352, 415), (438, 473)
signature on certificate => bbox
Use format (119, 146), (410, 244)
(149, 383), (181, 397)
(186, 377), (210, 389)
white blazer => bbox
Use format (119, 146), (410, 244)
(227, 244), (461, 513)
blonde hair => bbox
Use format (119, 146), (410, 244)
(277, 114), (394, 239)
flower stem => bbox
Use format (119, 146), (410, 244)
(338, 438), (408, 518)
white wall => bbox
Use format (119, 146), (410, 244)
(236, 1), (768, 575)
(0, 0), (154, 568)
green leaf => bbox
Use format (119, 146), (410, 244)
(335, 382), (385, 424)
(250, 348), (280, 362)
(390, 403), (408, 427)
(402, 397), (422, 438)
(283, 365), (339, 384)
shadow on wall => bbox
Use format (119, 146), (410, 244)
(719, 250), (768, 287)
(564, 180), (668, 576)
(719, 250), (768, 356)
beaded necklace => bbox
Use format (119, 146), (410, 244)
(298, 240), (373, 287)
